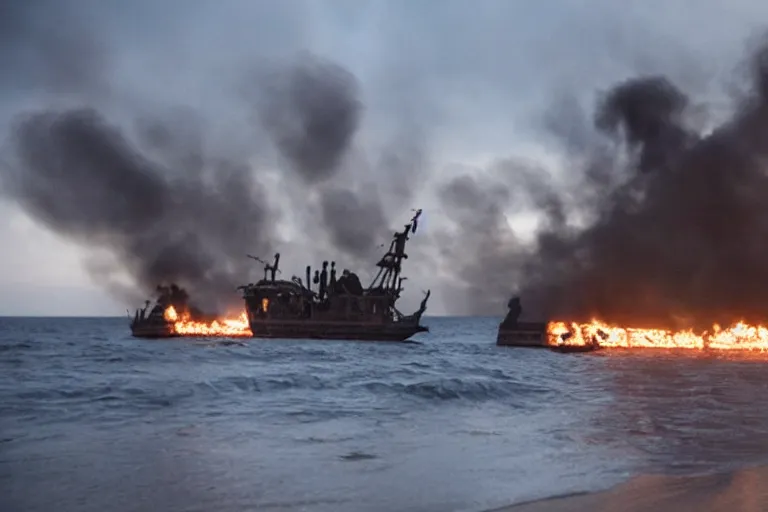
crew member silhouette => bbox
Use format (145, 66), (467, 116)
(329, 261), (337, 291)
(319, 261), (329, 300)
(501, 296), (522, 328)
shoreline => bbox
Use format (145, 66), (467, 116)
(490, 465), (768, 512)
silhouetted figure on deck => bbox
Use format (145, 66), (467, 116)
(500, 296), (522, 329)
(345, 270), (364, 295)
(329, 261), (337, 289)
(335, 270), (348, 294)
(319, 261), (329, 300)
(313, 270), (320, 291)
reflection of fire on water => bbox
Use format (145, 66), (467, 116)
(163, 306), (252, 337)
(548, 320), (768, 352)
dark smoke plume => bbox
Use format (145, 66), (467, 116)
(319, 188), (388, 260)
(257, 54), (362, 183)
(1, 107), (273, 313)
(595, 76), (693, 173)
(254, 54), (395, 263)
(443, 36), (768, 328)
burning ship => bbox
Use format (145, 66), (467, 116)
(496, 297), (599, 353)
(129, 284), (251, 338)
(497, 296), (768, 353)
(130, 284), (210, 338)
(130, 209), (430, 342)
(237, 209), (430, 342)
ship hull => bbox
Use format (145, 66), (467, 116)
(496, 321), (549, 347)
(130, 322), (179, 339)
(248, 319), (428, 342)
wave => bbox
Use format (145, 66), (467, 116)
(6, 373), (340, 410)
(360, 377), (552, 401)
(4, 373), (553, 421)
(201, 373), (339, 393)
(0, 341), (34, 352)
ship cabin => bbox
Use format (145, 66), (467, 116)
(242, 279), (398, 325)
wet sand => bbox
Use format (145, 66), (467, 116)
(493, 466), (768, 512)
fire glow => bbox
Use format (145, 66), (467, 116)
(547, 320), (768, 352)
(163, 306), (252, 337)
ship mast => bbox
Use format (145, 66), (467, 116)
(367, 209), (422, 297)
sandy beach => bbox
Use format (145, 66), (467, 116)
(493, 466), (768, 512)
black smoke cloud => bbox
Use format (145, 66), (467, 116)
(441, 37), (768, 328)
(254, 55), (395, 263)
(257, 54), (362, 184)
(1, 107), (273, 313)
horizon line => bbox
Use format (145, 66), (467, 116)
(0, 313), (504, 319)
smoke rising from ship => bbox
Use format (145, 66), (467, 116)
(253, 54), (392, 262)
(2, 107), (274, 312)
(257, 54), (362, 184)
(0, 1), (412, 311)
(443, 36), (768, 328)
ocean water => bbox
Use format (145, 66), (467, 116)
(2, 316), (768, 512)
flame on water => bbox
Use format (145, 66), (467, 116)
(163, 305), (252, 337)
(547, 319), (768, 352)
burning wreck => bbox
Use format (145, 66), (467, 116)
(496, 296), (768, 353)
(130, 209), (430, 342)
(129, 284), (251, 338)
(130, 284), (189, 338)
(237, 209), (430, 342)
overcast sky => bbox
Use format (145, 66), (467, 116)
(1, 0), (766, 316)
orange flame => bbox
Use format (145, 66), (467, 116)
(163, 305), (178, 322)
(547, 319), (768, 352)
(164, 306), (252, 337)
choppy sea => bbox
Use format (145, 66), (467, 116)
(2, 316), (768, 512)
